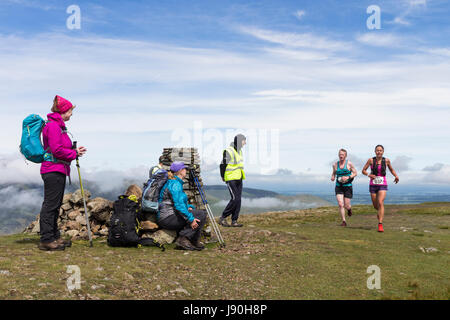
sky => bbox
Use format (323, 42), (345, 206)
(1, 0), (450, 192)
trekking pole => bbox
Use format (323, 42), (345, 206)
(190, 166), (226, 248)
(73, 141), (93, 247)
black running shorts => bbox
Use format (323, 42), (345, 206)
(335, 185), (353, 199)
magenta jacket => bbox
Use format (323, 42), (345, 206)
(40, 112), (77, 176)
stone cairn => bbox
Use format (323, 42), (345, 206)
(24, 147), (211, 245)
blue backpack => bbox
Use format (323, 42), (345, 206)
(19, 114), (54, 163)
(142, 169), (168, 213)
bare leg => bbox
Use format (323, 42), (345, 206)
(371, 193), (379, 220)
(344, 197), (351, 211)
(336, 194), (345, 222)
(376, 191), (386, 223)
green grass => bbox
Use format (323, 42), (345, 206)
(0, 203), (449, 300)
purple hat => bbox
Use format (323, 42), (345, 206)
(170, 161), (187, 172)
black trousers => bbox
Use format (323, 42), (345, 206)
(221, 179), (242, 222)
(39, 172), (66, 243)
(158, 209), (207, 242)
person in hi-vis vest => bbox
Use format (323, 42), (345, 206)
(219, 134), (246, 227)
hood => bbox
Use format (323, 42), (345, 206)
(231, 134), (246, 151)
(47, 112), (66, 129)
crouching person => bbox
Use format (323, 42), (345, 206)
(157, 161), (206, 251)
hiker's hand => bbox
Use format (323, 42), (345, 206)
(394, 176), (399, 184)
(331, 176), (335, 182)
(368, 174), (374, 180)
(77, 146), (87, 157)
(190, 218), (200, 229)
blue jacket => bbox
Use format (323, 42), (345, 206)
(157, 176), (195, 222)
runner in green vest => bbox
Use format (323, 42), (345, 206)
(331, 149), (357, 227)
(219, 134), (246, 227)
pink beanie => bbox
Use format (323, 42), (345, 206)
(54, 95), (74, 114)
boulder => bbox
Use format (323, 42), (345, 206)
(66, 230), (79, 239)
(75, 215), (87, 226)
(87, 198), (113, 222)
(68, 209), (81, 220)
(61, 203), (72, 211)
(99, 226), (109, 236)
(140, 221), (159, 231)
(31, 220), (40, 234)
(70, 189), (91, 205)
(65, 221), (81, 231)
(62, 193), (72, 204)
(147, 229), (177, 245)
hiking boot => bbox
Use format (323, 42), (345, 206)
(191, 239), (205, 251)
(340, 221), (347, 227)
(175, 236), (196, 251)
(38, 240), (65, 251)
(378, 223), (384, 232)
(347, 208), (352, 217)
(231, 221), (243, 227)
(218, 217), (230, 227)
(56, 238), (72, 248)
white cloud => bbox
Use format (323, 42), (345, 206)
(356, 33), (403, 47)
(238, 26), (351, 51)
(294, 10), (306, 20)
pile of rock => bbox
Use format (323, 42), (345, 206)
(23, 189), (112, 241)
(159, 147), (205, 210)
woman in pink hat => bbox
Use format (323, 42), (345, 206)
(38, 95), (87, 251)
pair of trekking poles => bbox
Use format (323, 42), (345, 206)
(190, 165), (226, 248)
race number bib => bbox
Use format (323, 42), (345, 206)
(372, 176), (384, 185)
(338, 177), (347, 183)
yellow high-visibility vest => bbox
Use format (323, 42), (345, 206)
(224, 146), (245, 181)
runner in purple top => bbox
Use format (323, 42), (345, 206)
(362, 145), (399, 232)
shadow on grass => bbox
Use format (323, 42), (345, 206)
(347, 226), (374, 231)
(15, 238), (40, 244)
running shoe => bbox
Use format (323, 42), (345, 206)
(347, 208), (352, 217)
(340, 221), (347, 227)
(378, 223), (384, 232)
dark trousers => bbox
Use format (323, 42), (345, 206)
(221, 179), (242, 222)
(158, 209), (207, 242)
(39, 172), (66, 243)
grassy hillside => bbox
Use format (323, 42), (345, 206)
(0, 202), (449, 300)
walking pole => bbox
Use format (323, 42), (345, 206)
(73, 141), (93, 247)
(190, 166), (226, 248)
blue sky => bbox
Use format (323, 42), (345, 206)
(1, 0), (450, 191)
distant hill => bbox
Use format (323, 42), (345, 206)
(203, 185), (332, 215)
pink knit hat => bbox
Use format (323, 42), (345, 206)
(54, 95), (75, 114)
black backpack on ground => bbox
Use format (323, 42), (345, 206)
(108, 195), (165, 250)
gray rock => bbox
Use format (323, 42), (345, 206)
(63, 193), (72, 204)
(61, 203), (72, 211)
(66, 230), (79, 239)
(75, 215), (87, 226)
(87, 198), (112, 222)
(70, 189), (91, 205)
(145, 229), (177, 245)
(31, 220), (40, 234)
